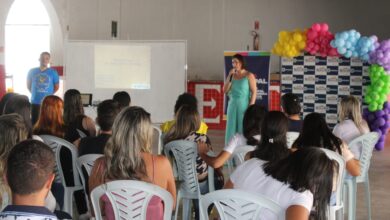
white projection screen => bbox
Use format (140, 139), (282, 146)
(64, 40), (187, 123)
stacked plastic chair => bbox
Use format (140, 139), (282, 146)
(344, 132), (379, 220)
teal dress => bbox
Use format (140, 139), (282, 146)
(225, 76), (250, 144)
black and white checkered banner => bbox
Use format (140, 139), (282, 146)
(281, 55), (370, 128)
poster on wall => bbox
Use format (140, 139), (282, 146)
(223, 51), (271, 111)
(280, 55), (370, 128)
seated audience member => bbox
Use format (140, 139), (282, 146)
(64, 89), (96, 137)
(161, 93), (208, 135)
(0, 114), (30, 209)
(164, 105), (211, 183)
(0, 93), (17, 116)
(333, 95), (370, 157)
(0, 140), (57, 220)
(33, 95), (79, 146)
(3, 94), (33, 137)
(281, 93), (303, 132)
(163, 105), (223, 219)
(249, 111), (291, 162)
(113, 91), (131, 109)
(79, 100), (120, 156)
(225, 148), (334, 220)
(292, 112), (360, 177)
(0, 114), (56, 212)
(89, 106), (176, 220)
(33, 95), (83, 212)
(198, 104), (267, 168)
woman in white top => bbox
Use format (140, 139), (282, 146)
(333, 96), (370, 157)
(198, 104), (267, 168)
(292, 112), (360, 176)
(225, 148), (334, 220)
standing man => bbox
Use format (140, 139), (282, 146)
(27, 52), (59, 124)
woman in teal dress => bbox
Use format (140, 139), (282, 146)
(224, 54), (257, 144)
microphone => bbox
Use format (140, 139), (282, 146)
(229, 69), (236, 82)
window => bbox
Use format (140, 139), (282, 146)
(5, 0), (50, 97)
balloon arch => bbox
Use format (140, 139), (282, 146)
(272, 23), (390, 150)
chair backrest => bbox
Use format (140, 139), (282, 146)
(164, 140), (199, 195)
(286, 132), (299, 148)
(151, 125), (163, 155)
(91, 180), (173, 220)
(319, 148), (345, 208)
(348, 132), (379, 183)
(77, 129), (87, 138)
(232, 145), (255, 166)
(76, 154), (103, 204)
(40, 135), (81, 186)
(200, 189), (285, 220)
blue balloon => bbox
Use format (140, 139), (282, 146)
(330, 40), (336, 48)
(338, 47), (347, 54)
(341, 32), (348, 40)
(345, 51), (352, 58)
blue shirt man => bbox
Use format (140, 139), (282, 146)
(27, 52), (59, 124)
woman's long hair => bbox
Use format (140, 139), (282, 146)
(63, 89), (84, 125)
(243, 104), (267, 146)
(104, 106), (153, 181)
(33, 95), (66, 138)
(338, 95), (367, 134)
(163, 105), (200, 144)
(3, 95), (32, 137)
(0, 93), (18, 116)
(293, 112), (342, 154)
(252, 111), (290, 162)
(0, 114), (29, 175)
(263, 148), (334, 220)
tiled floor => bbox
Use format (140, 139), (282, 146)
(206, 129), (390, 220)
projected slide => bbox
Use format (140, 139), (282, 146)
(95, 45), (151, 89)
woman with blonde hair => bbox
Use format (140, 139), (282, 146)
(333, 96), (370, 157)
(89, 106), (176, 220)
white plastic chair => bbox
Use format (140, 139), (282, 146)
(226, 145), (256, 174)
(151, 125), (163, 155)
(200, 189), (285, 220)
(76, 154), (103, 213)
(320, 148), (346, 220)
(344, 132), (379, 220)
(40, 135), (83, 216)
(91, 180), (173, 220)
(286, 131), (299, 148)
(164, 140), (215, 220)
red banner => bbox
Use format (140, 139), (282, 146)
(188, 81), (226, 130)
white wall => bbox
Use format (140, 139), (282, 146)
(0, 0), (389, 80)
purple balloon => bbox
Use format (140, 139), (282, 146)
(375, 110), (385, 117)
(378, 118), (386, 126)
(374, 128), (383, 137)
(367, 114), (376, 123)
(384, 102), (390, 109)
(375, 141), (385, 151)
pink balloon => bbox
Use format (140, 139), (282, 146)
(321, 23), (329, 32)
(313, 23), (321, 32)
